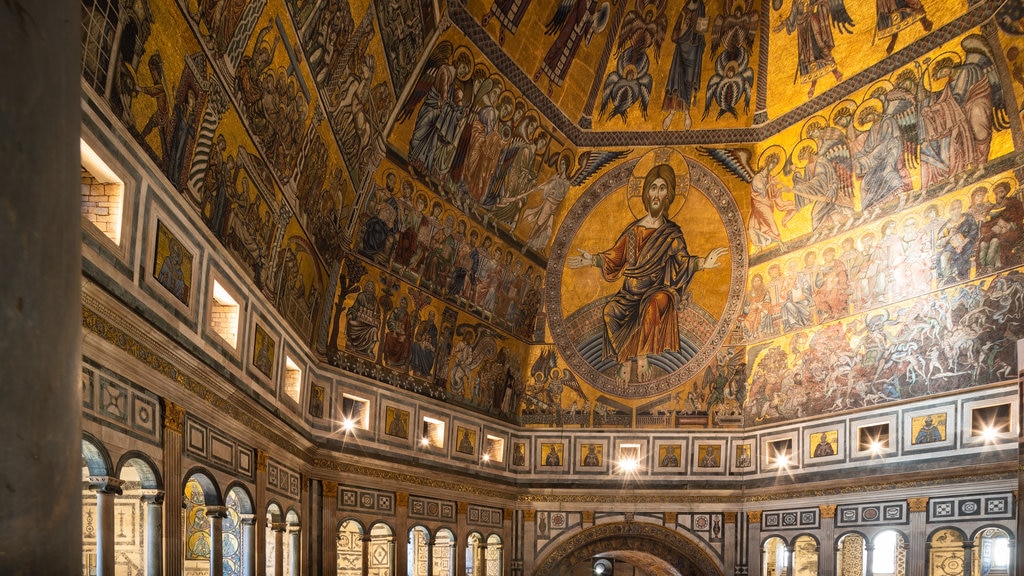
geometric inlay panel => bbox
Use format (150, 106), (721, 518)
(81, 358), (161, 446)
(928, 492), (1014, 521)
(762, 508), (819, 530)
(183, 415), (255, 482)
(467, 504), (503, 528)
(408, 495), (456, 522)
(267, 459), (300, 499)
(338, 486), (395, 516)
(836, 501), (907, 526)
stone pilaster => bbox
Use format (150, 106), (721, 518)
(457, 501), (469, 576)
(907, 497), (929, 576)
(394, 493), (409, 573)
(522, 509), (537, 576)
(162, 401), (185, 576)
(289, 524), (301, 576)
(747, 510), (762, 576)
(724, 512), (739, 576)
(256, 450), (269, 573)
(322, 481), (338, 576)
(819, 505), (837, 576)
(272, 522), (286, 576)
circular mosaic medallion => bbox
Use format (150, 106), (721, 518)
(546, 151), (747, 398)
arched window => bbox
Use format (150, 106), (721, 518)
(80, 0), (118, 94)
(368, 522), (395, 576)
(285, 509), (301, 576)
(433, 528), (456, 576)
(793, 535), (819, 576)
(224, 486), (255, 576)
(115, 457), (161, 576)
(337, 519), (364, 575)
(837, 533), (866, 576)
(873, 530), (906, 576)
(466, 532), (483, 576)
(407, 526), (430, 576)
(266, 503), (285, 576)
(928, 528), (964, 576)
(975, 527), (1011, 576)
(81, 437), (113, 576)
(763, 536), (789, 576)
(486, 534), (503, 576)
(183, 474), (221, 574)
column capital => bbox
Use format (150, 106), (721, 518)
(287, 523), (301, 533)
(360, 534), (373, 543)
(271, 522), (288, 533)
(322, 481), (338, 499)
(819, 504), (837, 519)
(582, 510), (595, 525)
(724, 512), (738, 524)
(396, 492), (409, 507)
(907, 497), (929, 512)
(163, 400), (185, 432)
(204, 506), (229, 519)
(962, 541), (976, 550)
(140, 489), (165, 505)
(256, 449), (268, 472)
(665, 511), (678, 526)
(523, 509), (536, 522)
(239, 513), (257, 526)
(747, 510), (762, 524)
(88, 476), (124, 495)
(458, 501), (469, 515)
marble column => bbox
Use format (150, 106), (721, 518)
(747, 511), (762, 576)
(162, 401), (186, 576)
(207, 506), (228, 576)
(142, 491), (165, 576)
(272, 523), (286, 576)
(785, 545), (795, 576)
(289, 525), (301, 576)
(864, 542), (875, 576)
(906, 497), (929, 576)
(425, 534), (435, 576)
(322, 481), (338, 576)
(240, 514), (256, 576)
(819, 505), (837, 576)
(361, 533), (372, 576)
(0, 0), (81, 573)
(962, 541), (975, 576)
(475, 544), (487, 576)
(90, 477), (125, 576)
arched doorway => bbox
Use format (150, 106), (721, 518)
(533, 522), (722, 576)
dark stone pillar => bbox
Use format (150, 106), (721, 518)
(0, 0), (81, 574)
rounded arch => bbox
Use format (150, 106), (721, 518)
(760, 534), (792, 547)
(927, 525), (968, 542)
(369, 520), (394, 537)
(337, 516), (366, 534)
(82, 433), (113, 476)
(285, 507), (301, 526)
(266, 500), (286, 524)
(182, 467), (222, 506)
(486, 532), (502, 544)
(115, 450), (162, 490)
(970, 523), (1014, 541)
(534, 522), (722, 576)
(224, 481), (255, 514)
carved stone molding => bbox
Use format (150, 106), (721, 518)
(907, 497), (929, 513)
(163, 400), (185, 433)
(322, 481), (338, 499)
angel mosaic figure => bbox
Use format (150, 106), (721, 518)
(773, 0), (853, 98)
